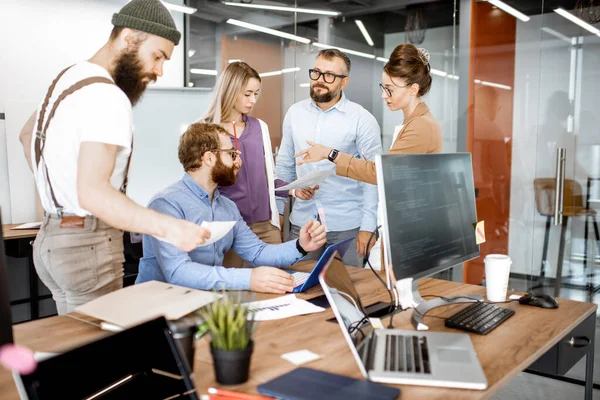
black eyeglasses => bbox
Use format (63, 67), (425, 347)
(379, 82), (410, 97)
(309, 69), (347, 84)
(209, 149), (238, 160)
(379, 83), (393, 97)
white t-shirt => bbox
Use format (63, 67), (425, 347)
(31, 61), (132, 216)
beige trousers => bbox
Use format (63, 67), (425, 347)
(222, 220), (282, 268)
(33, 214), (124, 315)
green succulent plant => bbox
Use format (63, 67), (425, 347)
(197, 291), (257, 351)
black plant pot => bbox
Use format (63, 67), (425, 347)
(210, 341), (254, 385)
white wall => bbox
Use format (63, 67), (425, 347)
(509, 13), (600, 276)
(128, 88), (212, 208)
(0, 0), (184, 223)
(384, 27), (459, 152)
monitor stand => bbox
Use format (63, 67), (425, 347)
(395, 277), (483, 331)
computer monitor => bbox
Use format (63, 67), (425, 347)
(375, 154), (482, 330)
(0, 210), (14, 347)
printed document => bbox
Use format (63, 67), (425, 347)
(277, 169), (335, 191)
(245, 294), (325, 321)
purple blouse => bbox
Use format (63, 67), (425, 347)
(219, 116), (288, 224)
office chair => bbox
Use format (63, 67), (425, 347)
(533, 178), (600, 297)
(123, 232), (142, 287)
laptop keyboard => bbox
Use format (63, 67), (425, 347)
(291, 272), (310, 287)
(383, 334), (431, 374)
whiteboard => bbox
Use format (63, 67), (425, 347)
(128, 87), (212, 207)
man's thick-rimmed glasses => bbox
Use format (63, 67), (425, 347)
(209, 149), (238, 160)
(309, 69), (347, 84)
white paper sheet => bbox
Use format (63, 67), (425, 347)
(245, 294), (325, 321)
(10, 222), (42, 230)
(199, 221), (236, 247)
(76, 281), (221, 328)
(281, 349), (322, 365)
(277, 169), (335, 191)
(151, 221), (236, 248)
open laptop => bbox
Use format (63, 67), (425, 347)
(287, 238), (353, 293)
(319, 251), (488, 390)
(15, 317), (198, 400)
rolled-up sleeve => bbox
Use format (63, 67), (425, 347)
(148, 198), (253, 290)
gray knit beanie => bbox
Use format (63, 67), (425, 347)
(112, 0), (181, 45)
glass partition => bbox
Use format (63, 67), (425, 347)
(186, 0), (460, 154)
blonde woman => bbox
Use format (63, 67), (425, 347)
(200, 62), (316, 267)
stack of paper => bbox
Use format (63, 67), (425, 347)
(75, 281), (220, 328)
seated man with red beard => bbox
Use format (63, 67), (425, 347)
(137, 123), (327, 294)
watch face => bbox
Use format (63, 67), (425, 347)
(329, 149), (338, 161)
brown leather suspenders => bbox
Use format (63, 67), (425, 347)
(35, 66), (133, 220)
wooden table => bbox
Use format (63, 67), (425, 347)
(2, 225), (39, 241)
(2, 224), (43, 320)
(0, 265), (596, 399)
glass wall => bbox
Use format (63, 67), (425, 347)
(185, 0), (600, 386)
(186, 0), (460, 154)
(462, 0), (600, 388)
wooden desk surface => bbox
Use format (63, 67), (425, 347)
(0, 266), (596, 400)
(2, 224), (39, 241)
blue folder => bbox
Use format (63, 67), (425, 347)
(258, 367), (401, 400)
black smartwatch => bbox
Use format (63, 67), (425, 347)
(327, 148), (339, 162)
(296, 240), (308, 256)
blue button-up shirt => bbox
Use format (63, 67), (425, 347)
(275, 92), (381, 232)
(136, 174), (302, 290)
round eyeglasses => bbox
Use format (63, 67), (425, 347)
(209, 149), (238, 160)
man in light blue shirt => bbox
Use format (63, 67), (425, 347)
(137, 123), (326, 293)
(275, 49), (382, 267)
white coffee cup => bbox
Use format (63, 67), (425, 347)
(484, 254), (512, 302)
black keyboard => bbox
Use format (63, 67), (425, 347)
(445, 302), (515, 335)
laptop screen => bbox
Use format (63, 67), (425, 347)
(0, 211), (14, 347)
(319, 252), (373, 376)
(19, 317), (198, 400)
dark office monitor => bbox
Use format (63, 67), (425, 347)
(377, 153), (479, 281)
(0, 210), (14, 347)
(17, 317), (198, 400)
(375, 154), (481, 329)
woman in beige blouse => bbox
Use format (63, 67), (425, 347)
(295, 43), (442, 185)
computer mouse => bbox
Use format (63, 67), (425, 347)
(518, 293), (559, 309)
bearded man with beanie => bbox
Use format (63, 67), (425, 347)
(18, 0), (210, 314)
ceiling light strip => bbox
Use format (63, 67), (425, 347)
(487, 0), (530, 22)
(222, 2), (339, 16)
(355, 20), (374, 47)
(161, 1), (197, 14)
(554, 8), (600, 35)
(312, 42), (375, 59)
(227, 19), (311, 44)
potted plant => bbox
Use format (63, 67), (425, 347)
(197, 292), (257, 385)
